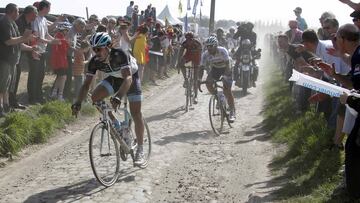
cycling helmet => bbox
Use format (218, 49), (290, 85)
(205, 36), (218, 46)
(89, 32), (112, 47)
(185, 31), (194, 39)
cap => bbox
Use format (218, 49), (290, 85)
(294, 7), (302, 13)
(351, 10), (360, 19)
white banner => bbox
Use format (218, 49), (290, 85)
(289, 70), (358, 115)
(289, 70), (350, 97)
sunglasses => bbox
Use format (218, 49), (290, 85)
(93, 47), (104, 53)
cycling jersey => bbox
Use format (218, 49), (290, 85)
(87, 48), (138, 79)
(181, 39), (202, 65)
(201, 47), (230, 69)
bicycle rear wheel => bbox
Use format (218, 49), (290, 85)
(209, 95), (224, 136)
(89, 122), (120, 187)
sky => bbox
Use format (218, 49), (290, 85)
(0, 0), (356, 28)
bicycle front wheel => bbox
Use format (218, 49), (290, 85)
(89, 122), (120, 187)
(209, 95), (224, 136)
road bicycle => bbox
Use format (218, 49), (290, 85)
(199, 78), (233, 136)
(89, 97), (151, 187)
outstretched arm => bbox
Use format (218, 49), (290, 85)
(339, 0), (360, 10)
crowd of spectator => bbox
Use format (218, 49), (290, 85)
(0, 0), (184, 117)
(267, 1), (360, 200)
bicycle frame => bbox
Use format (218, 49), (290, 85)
(93, 100), (134, 155)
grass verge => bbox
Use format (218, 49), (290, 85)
(263, 68), (348, 202)
(0, 101), (96, 157)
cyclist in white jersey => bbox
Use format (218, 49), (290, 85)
(201, 36), (236, 122)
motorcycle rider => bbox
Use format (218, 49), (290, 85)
(233, 22), (259, 87)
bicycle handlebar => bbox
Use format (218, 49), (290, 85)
(198, 77), (224, 93)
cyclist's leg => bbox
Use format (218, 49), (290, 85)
(206, 69), (216, 95)
(92, 78), (121, 125)
(222, 69), (235, 111)
(193, 65), (199, 98)
(91, 79), (112, 103)
(129, 101), (144, 145)
(127, 71), (146, 165)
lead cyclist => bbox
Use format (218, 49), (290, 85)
(71, 32), (147, 167)
(201, 36), (236, 122)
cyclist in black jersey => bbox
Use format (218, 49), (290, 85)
(71, 32), (146, 167)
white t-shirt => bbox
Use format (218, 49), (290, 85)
(316, 40), (351, 76)
(32, 16), (48, 53)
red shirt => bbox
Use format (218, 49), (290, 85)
(50, 32), (69, 70)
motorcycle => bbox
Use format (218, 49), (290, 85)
(233, 39), (261, 94)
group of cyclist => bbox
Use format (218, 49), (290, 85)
(71, 21), (260, 168)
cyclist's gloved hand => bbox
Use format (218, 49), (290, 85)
(71, 102), (81, 118)
(110, 96), (121, 111)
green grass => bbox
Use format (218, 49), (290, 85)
(263, 69), (349, 202)
(0, 101), (96, 157)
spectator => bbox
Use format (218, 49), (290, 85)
(302, 30), (340, 124)
(108, 17), (117, 37)
(318, 12), (336, 40)
(118, 21), (133, 53)
(28, 0), (60, 104)
(320, 23), (360, 200)
(293, 7), (308, 31)
(350, 10), (360, 29)
(11, 5), (38, 110)
(50, 22), (71, 101)
(139, 10), (145, 25)
(322, 18), (339, 38)
(148, 31), (164, 83)
(96, 24), (107, 32)
(63, 18), (86, 100)
(101, 17), (109, 27)
(285, 20), (303, 44)
(132, 5), (139, 34)
(0, 3), (34, 116)
(133, 26), (148, 82)
(150, 7), (157, 22)
(159, 30), (171, 78)
(126, 1), (134, 19)
(145, 4), (152, 19)
(72, 40), (90, 102)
